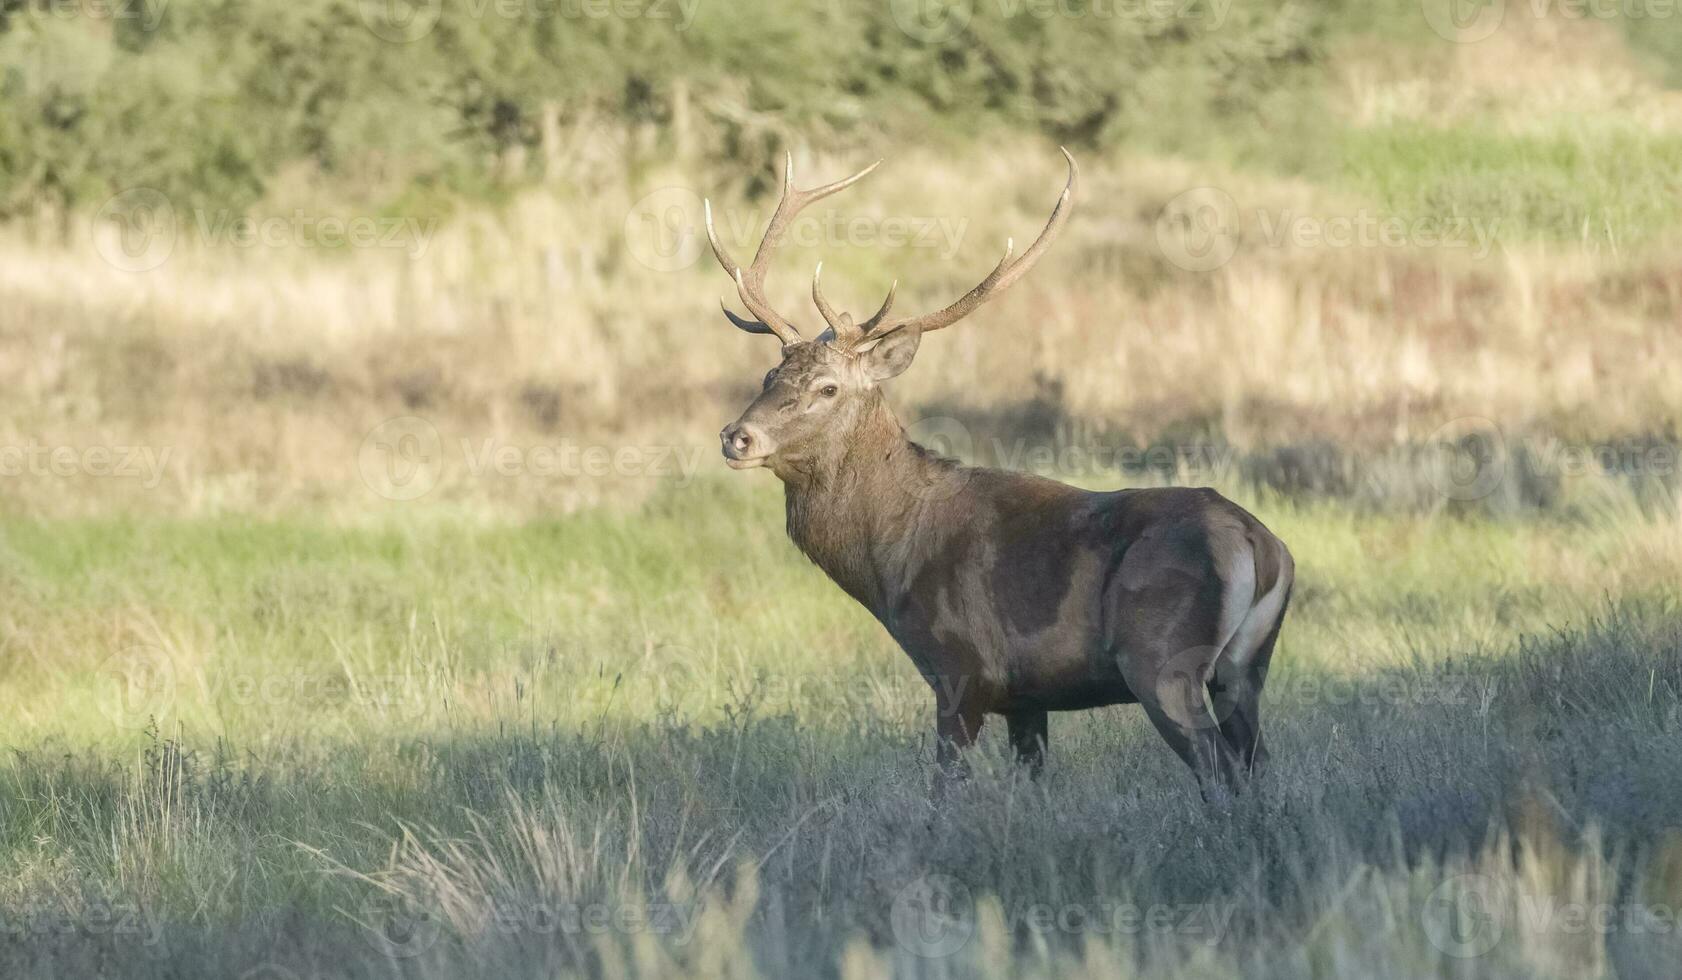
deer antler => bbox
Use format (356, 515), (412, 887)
(811, 264), (897, 347)
(707, 149), (1075, 350)
(706, 153), (882, 346)
(858, 148), (1077, 346)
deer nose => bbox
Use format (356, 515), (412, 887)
(720, 422), (766, 460)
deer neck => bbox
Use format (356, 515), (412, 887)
(777, 398), (953, 616)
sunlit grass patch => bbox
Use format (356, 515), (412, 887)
(1341, 120), (1682, 250)
(2, 478), (1679, 748)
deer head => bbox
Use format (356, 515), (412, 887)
(711, 150), (1077, 477)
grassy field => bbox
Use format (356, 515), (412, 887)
(1, 487), (1681, 977)
(4, 2), (1682, 978)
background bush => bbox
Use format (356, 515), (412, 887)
(0, 0), (1336, 217)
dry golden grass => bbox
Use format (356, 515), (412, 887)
(3, 134), (1680, 518)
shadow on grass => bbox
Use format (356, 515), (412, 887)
(2, 606), (1680, 978)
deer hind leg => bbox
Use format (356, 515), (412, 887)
(1124, 646), (1244, 801)
(1006, 710), (1048, 778)
(1107, 530), (1248, 799)
(1208, 597), (1288, 776)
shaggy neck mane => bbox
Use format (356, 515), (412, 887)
(777, 397), (958, 616)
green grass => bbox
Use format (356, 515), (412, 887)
(1, 482), (1680, 976)
(1340, 120), (1682, 248)
(3, 477), (1678, 743)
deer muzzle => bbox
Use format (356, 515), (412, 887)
(720, 421), (773, 469)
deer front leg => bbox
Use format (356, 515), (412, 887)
(932, 677), (986, 800)
(1006, 711), (1048, 778)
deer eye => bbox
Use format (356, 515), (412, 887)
(819, 383), (839, 398)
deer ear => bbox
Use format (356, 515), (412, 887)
(858, 326), (921, 382)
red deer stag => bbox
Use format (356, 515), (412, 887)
(708, 151), (1293, 798)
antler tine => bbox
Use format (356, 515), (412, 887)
(811, 262), (839, 328)
(868, 147), (1077, 339)
(751, 154), (882, 274)
(707, 154), (883, 346)
(811, 262), (867, 345)
(706, 198), (800, 345)
(718, 298), (777, 336)
(858, 280), (898, 333)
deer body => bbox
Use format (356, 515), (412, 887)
(706, 151), (1293, 794)
(773, 383), (1293, 788)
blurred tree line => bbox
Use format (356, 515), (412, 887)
(0, 0), (1377, 221)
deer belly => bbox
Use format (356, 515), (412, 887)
(1000, 631), (1135, 711)
(991, 551), (1131, 710)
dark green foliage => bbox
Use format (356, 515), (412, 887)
(0, 0), (1329, 217)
